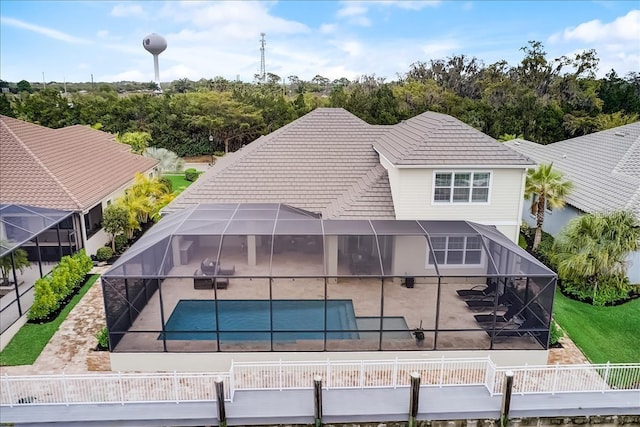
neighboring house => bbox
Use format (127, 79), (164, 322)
(103, 108), (555, 372)
(0, 115), (158, 255)
(505, 122), (640, 283)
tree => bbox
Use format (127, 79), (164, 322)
(497, 133), (523, 142)
(102, 205), (129, 251)
(115, 131), (152, 154)
(0, 94), (14, 117)
(553, 211), (640, 303)
(144, 147), (184, 174)
(524, 163), (573, 251)
(0, 247), (30, 285)
(16, 80), (32, 93)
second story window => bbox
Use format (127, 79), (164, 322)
(434, 172), (490, 204)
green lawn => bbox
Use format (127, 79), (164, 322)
(0, 274), (99, 366)
(164, 174), (192, 194)
(553, 289), (640, 364)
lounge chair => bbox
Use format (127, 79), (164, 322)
(485, 318), (539, 339)
(456, 280), (497, 298)
(465, 292), (510, 309)
(474, 302), (523, 324)
(218, 265), (235, 276)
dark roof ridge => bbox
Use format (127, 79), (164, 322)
(0, 117), (82, 209)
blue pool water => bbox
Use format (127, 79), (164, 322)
(161, 299), (360, 341)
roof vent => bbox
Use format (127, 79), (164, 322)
(562, 154), (567, 159)
(614, 132), (626, 137)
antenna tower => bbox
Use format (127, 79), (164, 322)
(259, 32), (266, 81)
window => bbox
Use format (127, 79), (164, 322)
(433, 172), (490, 203)
(428, 235), (483, 265)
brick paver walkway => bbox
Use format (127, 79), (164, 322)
(0, 269), (589, 376)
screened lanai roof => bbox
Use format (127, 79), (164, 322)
(0, 204), (73, 257)
(104, 203), (555, 279)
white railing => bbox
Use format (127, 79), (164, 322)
(0, 371), (231, 407)
(1, 358), (638, 407)
(490, 362), (640, 395)
(231, 357), (488, 391)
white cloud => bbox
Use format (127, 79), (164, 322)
(548, 10), (640, 77)
(0, 17), (90, 44)
(97, 30), (109, 39)
(110, 3), (144, 17)
(100, 69), (146, 81)
(557, 10), (640, 43)
(320, 23), (337, 34)
(422, 40), (462, 58)
(377, 1), (442, 10)
(337, 4), (368, 18)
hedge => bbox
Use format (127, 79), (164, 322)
(28, 250), (93, 322)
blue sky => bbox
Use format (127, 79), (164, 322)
(1, 1), (638, 83)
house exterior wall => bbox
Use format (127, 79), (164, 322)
(380, 157), (526, 243)
(82, 168), (157, 256)
(392, 235), (487, 280)
(110, 349), (549, 372)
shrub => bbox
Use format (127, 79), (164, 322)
(114, 234), (129, 254)
(549, 320), (563, 346)
(213, 151), (226, 157)
(28, 277), (58, 321)
(27, 250), (94, 322)
(184, 168), (199, 182)
(96, 246), (114, 262)
(95, 327), (109, 350)
(561, 275), (631, 306)
(158, 175), (173, 193)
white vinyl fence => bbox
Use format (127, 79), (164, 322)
(1, 357), (638, 407)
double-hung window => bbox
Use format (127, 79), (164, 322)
(428, 235), (483, 266)
(433, 172), (490, 203)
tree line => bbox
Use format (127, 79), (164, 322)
(1, 41), (638, 157)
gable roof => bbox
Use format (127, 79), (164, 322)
(374, 111), (534, 166)
(168, 108), (395, 218)
(168, 108), (533, 219)
(0, 116), (158, 211)
(505, 122), (640, 219)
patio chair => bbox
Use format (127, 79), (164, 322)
(218, 265), (236, 276)
(484, 318), (539, 339)
(201, 258), (218, 275)
(465, 292), (510, 309)
(474, 301), (523, 324)
(456, 280), (498, 298)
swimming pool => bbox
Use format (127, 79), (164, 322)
(161, 299), (360, 341)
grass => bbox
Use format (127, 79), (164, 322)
(164, 173), (197, 194)
(553, 289), (640, 364)
(0, 274), (99, 366)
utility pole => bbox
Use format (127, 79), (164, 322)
(259, 32), (266, 82)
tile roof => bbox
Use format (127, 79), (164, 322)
(374, 111), (534, 166)
(505, 122), (640, 219)
(0, 116), (158, 211)
(169, 108), (533, 219)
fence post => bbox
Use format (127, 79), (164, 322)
(62, 371), (69, 406)
(278, 359), (283, 391)
(215, 377), (227, 427)
(408, 371), (421, 427)
(229, 361), (236, 401)
(499, 370), (514, 427)
(552, 363), (559, 395)
(173, 370), (180, 403)
(439, 356), (445, 387)
(360, 360), (365, 388)
(392, 357), (398, 389)
(5, 374), (14, 407)
(602, 361), (611, 393)
(314, 375), (323, 427)
(118, 372), (125, 405)
(521, 363), (528, 395)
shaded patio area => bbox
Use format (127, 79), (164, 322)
(102, 203), (556, 354)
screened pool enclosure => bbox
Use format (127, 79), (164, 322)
(102, 203), (557, 353)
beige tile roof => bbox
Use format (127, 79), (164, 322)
(374, 111), (534, 166)
(0, 116), (158, 211)
(169, 108), (533, 219)
(169, 108), (394, 218)
(505, 122), (640, 220)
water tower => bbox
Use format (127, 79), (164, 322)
(142, 33), (167, 89)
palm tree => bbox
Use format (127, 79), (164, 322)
(524, 163), (573, 251)
(553, 210), (640, 300)
(144, 147), (184, 174)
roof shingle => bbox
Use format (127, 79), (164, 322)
(0, 116), (158, 211)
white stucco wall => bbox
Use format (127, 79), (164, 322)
(380, 156), (526, 243)
(81, 168), (157, 256)
(110, 349), (549, 372)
